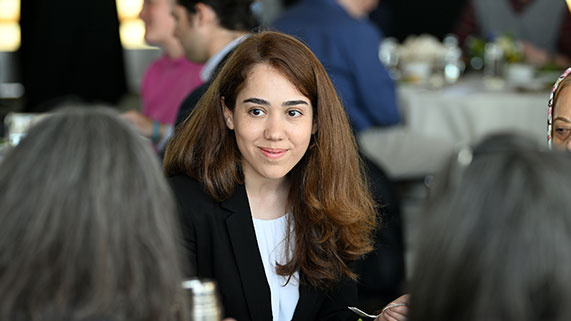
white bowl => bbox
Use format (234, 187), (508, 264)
(401, 62), (432, 83)
(505, 63), (535, 85)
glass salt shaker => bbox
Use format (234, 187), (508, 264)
(182, 278), (223, 321)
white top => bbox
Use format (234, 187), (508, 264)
(252, 214), (300, 321)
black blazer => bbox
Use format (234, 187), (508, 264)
(169, 175), (358, 321)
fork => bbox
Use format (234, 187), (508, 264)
(348, 306), (380, 319)
(348, 303), (407, 319)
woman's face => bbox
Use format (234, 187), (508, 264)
(139, 0), (176, 46)
(223, 63), (315, 183)
(553, 86), (571, 151)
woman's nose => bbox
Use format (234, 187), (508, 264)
(264, 115), (285, 141)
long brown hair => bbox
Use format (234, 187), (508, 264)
(164, 31), (376, 289)
(0, 107), (188, 321)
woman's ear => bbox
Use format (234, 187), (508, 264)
(221, 97), (234, 130)
(312, 121), (317, 134)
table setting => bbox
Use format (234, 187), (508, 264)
(363, 35), (562, 179)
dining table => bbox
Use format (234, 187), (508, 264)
(359, 73), (552, 180)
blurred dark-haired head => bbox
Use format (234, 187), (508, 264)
(409, 132), (571, 321)
(171, 0), (257, 63)
(175, 0), (257, 31)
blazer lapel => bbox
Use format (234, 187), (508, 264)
(222, 184), (272, 321)
(292, 281), (321, 320)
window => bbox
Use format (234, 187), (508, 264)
(0, 0), (20, 51)
(116, 0), (151, 49)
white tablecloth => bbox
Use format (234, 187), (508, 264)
(359, 76), (550, 179)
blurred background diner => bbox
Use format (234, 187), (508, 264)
(1, 0), (571, 319)
(121, 0), (203, 151)
(548, 67), (571, 152)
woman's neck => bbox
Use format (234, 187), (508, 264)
(244, 174), (290, 220)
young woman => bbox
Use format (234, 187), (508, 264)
(0, 107), (188, 321)
(548, 67), (571, 151)
(164, 31), (378, 320)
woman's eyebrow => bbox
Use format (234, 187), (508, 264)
(283, 100), (308, 106)
(243, 97), (269, 105)
(554, 116), (571, 124)
(243, 98), (309, 107)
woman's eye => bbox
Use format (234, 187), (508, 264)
(555, 127), (571, 138)
(287, 110), (302, 117)
(249, 108), (265, 116)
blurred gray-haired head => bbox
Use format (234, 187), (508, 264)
(0, 106), (187, 321)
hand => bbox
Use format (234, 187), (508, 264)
(122, 110), (154, 138)
(375, 294), (409, 321)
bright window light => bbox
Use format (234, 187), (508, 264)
(117, 0), (143, 20)
(120, 19), (154, 49)
(116, 0), (152, 49)
(0, 0), (20, 51)
(0, 0), (19, 21)
(0, 23), (20, 51)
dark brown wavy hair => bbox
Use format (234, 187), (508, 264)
(164, 31), (376, 289)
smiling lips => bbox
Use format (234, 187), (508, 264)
(259, 147), (288, 159)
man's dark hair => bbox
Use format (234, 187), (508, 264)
(177, 0), (258, 31)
